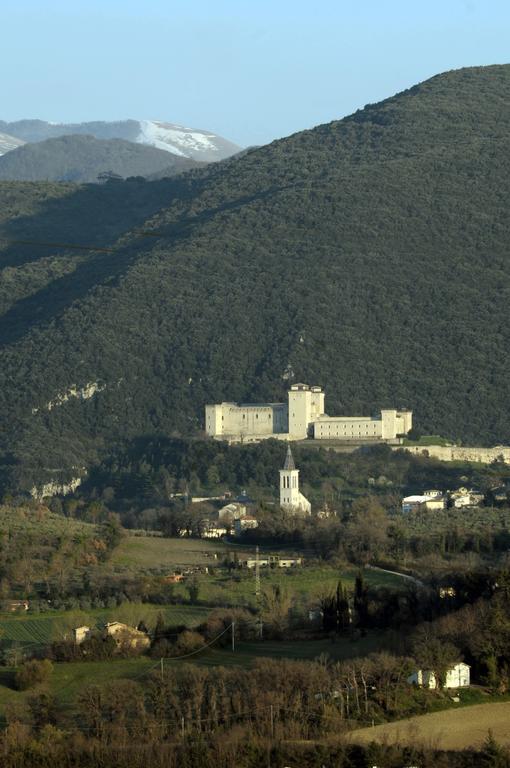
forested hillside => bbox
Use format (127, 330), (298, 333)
(1, 64), (510, 491)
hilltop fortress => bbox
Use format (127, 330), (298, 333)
(205, 383), (412, 444)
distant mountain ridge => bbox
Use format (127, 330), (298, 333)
(0, 135), (200, 183)
(0, 119), (241, 162)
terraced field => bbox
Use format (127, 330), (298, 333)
(0, 616), (56, 645)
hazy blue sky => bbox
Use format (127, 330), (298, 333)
(3, 0), (510, 147)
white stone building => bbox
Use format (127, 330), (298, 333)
(205, 383), (412, 444)
(279, 446), (311, 516)
(408, 662), (470, 690)
(402, 492), (446, 513)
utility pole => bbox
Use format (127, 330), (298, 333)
(231, 621), (235, 652)
(160, 657), (164, 681)
(267, 704), (273, 768)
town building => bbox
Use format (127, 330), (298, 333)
(218, 502), (247, 523)
(402, 491), (446, 513)
(450, 487), (484, 508)
(242, 554), (302, 569)
(408, 662), (470, 690)
(205, 383), (412, 444)
(201, 521), (228, 539)
(279, 446), (311, 516)
(234, 515), (259, 534)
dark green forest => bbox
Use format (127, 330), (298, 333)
(1, 64), (510, 489)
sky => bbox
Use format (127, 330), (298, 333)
(2, 0), (510, 147)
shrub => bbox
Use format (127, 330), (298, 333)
(15, 660), (53, 691)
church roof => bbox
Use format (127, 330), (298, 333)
(283, 446), (296, 470)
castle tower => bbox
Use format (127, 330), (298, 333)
(279, 446), (311, 516)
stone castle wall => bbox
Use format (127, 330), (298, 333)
(399, 444), (510, 464)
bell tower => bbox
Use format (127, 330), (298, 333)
(279, 445), (300, 509)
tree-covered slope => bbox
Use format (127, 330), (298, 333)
(1, 65), (510, 490)
(0, 134), (198, 182)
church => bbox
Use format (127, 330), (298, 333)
(279, 446), (311, 516)
(205, 383), (412, 445)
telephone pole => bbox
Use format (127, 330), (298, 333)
(231, 621), (235, 652)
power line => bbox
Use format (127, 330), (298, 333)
(0, 237), (117, 253)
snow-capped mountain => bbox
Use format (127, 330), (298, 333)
(136, 120), (239, 161)
(0, 119), (241, 162)
(0, 132), (25, 156)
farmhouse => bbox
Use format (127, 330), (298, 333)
(205, 383), (412, 444)
(408, 662), (470, 690)
(104, 622), (150, 651)
(72, 625), (91, 645)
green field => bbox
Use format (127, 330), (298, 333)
(170, 563), (406, 608)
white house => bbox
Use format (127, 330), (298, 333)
(279, 446), (311, 516)
(450, 487), (484, 508)
(402, 492), (446, 513)
(408, 662), (470, 689)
